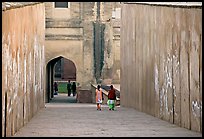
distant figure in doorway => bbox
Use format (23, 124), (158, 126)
(72, 82), (76, 96)
(54, 82), (58, 95)
(107, 85), (116, 110)
(96, 85), (103, 110)
(67, 80), (72, 97)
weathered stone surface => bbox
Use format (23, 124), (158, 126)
(2, 2), (122, 137)
(46, 19), (83, 28)
(120, 3), (202, 132)
(2, 3), (45, 137)
(2, 2), (42, 11)
(125, 2), (202, 7)
(12, 95), (202, 137)
(45, 2), (121, 91)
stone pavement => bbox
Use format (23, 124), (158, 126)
(13, 93), (202, 137)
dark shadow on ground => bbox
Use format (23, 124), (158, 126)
(50, 93), (77, 103)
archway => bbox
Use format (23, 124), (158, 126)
(46, 56), (77, 103)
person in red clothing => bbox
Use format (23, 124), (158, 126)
(107, 85), (116, 110)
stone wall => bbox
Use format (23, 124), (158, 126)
(77, 90), (92, 103)
(120, 3), (202, 132)
(45, 2), (121, 91)
(2, 3), (45, 137)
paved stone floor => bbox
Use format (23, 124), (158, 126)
(13, 93), (202, 137)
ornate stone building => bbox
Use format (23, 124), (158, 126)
(45, 2), (121, 97)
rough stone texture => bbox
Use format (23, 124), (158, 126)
(120, 3), (202, 132)
(61, 58), (76, 80)
(12, 94), (202, 137)
(77, 90), (92, 103)
(2, 3), (45, 137)
(45, 2), (121, 92)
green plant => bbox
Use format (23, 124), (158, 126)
(58, 82), (67, 93)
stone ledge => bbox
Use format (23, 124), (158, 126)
(45, 34), (83, 40)
(124, 2), (202, 8)
(46, 19), (83, 28)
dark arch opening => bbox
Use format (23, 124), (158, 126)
(46, 56), (77, 103)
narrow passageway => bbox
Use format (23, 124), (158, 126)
(13, 95), (202, 137)
(2, 2), (202, 137)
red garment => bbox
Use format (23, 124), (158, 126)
(108, 89), (116, 100)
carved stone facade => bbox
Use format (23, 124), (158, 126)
(45, 2), (121, 90)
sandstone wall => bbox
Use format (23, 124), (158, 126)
(45, 2), (121, 90)
(120, 3), (202, 132)
(2, 3), (45, 137)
